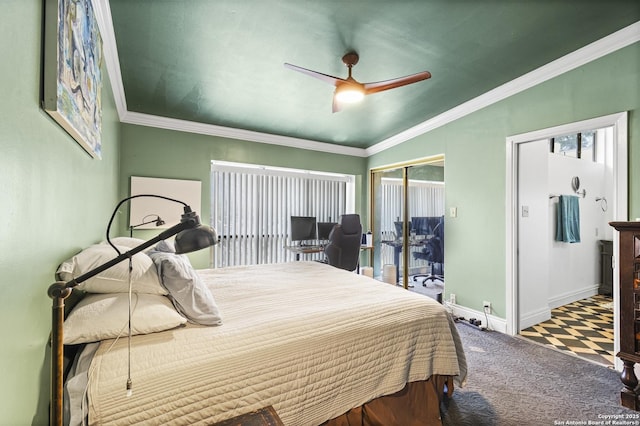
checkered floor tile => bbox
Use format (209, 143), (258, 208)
(520, 295), (614, 366)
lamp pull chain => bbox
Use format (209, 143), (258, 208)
(126, 257), (133, 397)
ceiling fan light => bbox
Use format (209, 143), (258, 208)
(335, 86), (365, 103)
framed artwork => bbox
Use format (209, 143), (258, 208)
(43, 0), (103, 158)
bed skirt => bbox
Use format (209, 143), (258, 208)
(321, 376), (452, 426)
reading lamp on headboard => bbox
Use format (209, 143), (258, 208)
(129, 213), (165, 237)
(47, 194), (218, 426)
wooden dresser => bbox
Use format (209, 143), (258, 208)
(610, 221), (640, 410)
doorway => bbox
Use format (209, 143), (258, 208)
(505, 112), (628, 369)
(370, 156), (445, 299)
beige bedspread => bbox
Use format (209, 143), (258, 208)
(87, 261), (466, 425)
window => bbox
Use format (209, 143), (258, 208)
(550, 130), (596, 161)
(211, 161), (355, 267)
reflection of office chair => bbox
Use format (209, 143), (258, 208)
(412, 216), (444, 286)
(324, 214), (362, 271)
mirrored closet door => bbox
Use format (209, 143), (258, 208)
(370, 156), (445, 291)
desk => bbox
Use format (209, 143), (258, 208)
(358, 245), (373, 274)
(285, 245), (373, 268)
(285, 244), (324, 261)
(381, 239), (429, 283)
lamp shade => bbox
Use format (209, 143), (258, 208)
(175, 225), (218, 254)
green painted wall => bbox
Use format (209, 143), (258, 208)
(2, 2), (636, 423)
(368, 43), (639, 318)
(118, 124), (368, 267)
(0, 1), (121, 424)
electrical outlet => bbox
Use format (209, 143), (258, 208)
(483, 301), (491, 311)
(450, 293), (456, 304)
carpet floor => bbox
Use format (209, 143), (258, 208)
(442, 322), (637, 426)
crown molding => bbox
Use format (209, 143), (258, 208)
(94, 1), (638, 159)
(366, 21), (640, 156)
(93, 0), (127, 118)
(122, 112), (368, 157)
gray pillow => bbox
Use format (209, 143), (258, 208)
(148, 250), (222, 326)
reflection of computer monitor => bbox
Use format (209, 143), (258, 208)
(411, 217), (440, 236)
(394, 221), (411, 239)
(291, 216), (317, 242)
(317, 222), (337, 240)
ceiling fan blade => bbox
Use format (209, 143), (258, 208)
(332, 96), (343, 113)
(363, 71), (431, 95)
(284, 63), (345, 86)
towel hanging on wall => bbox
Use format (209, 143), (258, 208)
(555, 195), (581, 243)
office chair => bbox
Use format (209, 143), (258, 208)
(324, 214), (363, 271)
(412, 216), (444, 286)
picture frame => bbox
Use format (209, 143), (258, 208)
(42, 0), (104, 159)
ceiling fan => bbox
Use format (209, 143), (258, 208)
(284, 51), (431, 113)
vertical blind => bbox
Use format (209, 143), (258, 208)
(211, 161), (352, 267)
(379, 178), (445, 237)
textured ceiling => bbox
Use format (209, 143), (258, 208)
(107, 0), (639, 151)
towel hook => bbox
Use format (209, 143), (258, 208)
(595, 196), (608, 212)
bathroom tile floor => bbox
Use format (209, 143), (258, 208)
(520, 295), (614, 366)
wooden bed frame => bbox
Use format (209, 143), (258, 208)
(322, 377), (453, 426)
(215, 377), (453, 426)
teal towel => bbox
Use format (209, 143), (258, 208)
(556, 195), (581, 243)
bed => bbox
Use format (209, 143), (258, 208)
(59, 238), (467, 425)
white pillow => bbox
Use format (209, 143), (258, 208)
(56, 244), (167, 295)
(103, 237), (147, 249)
(63, 293), (187, 344)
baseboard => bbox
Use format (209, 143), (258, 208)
(548, 285), (599, 309)
(445, 302), (507, 334)
(520, 306), (552, 330)
(445, 286), (604, 337)
(493, 285), (600, 332)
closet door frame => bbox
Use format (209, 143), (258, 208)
(370, 154), (445, 288)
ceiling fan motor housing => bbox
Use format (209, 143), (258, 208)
(342, 52), (360, 67)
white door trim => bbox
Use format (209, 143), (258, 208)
(505, 112), (628, 368)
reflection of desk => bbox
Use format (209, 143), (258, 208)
(381, 239), (429, 283)
(285, 245), (324, 261)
